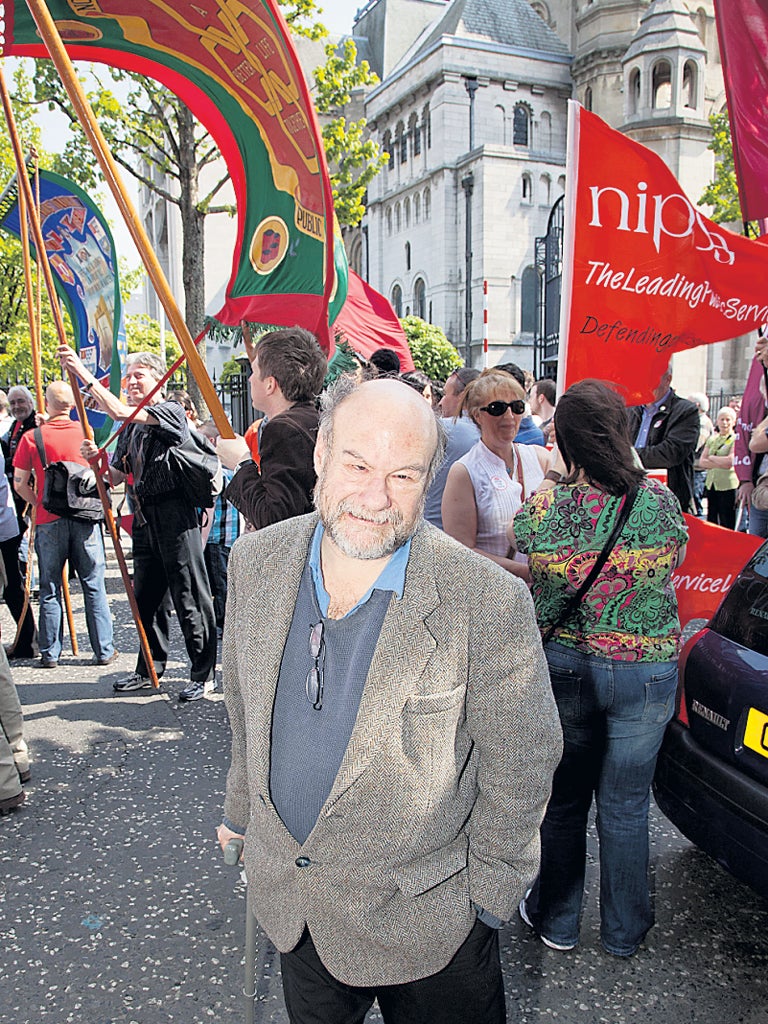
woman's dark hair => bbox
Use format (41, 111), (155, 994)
(554, 379), (644, 496)
(400, 370), (432, 395)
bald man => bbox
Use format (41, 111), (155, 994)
(13, 382), (115, 669)
(218, 377), (561, 1024)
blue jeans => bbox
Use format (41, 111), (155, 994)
(748, 504), (768, 538)
(526, 643), (677, 956)
(35, 518), (114, 663)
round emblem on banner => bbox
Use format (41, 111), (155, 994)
(491, 474), (508, 491)
(249, 217), (289, 276)
(51, 21), (103, 42)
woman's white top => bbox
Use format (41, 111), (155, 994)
(458, 440), (544, 557)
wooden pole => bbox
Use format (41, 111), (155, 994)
(23, 0), (234, 439)
(16, 163), (44, 412)
(61, 568), (79, 656)
(0, 68), (159, 688)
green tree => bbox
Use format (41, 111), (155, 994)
(313, 38), (387, 226)
(0, 66), (77, 382)
(125, 313), (182, 363)
(699, 110), (755, 233)
(400, 316), (462, 382)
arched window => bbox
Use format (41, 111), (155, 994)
(404, 197), (411, 228)
(513, 104), (530, 147)
(395, 121), (405, 165)
(584, 86), (593, 112)
(492, 105), (506, 145)
(413, 278), (426, 320)
(521, 173), (533, 204)
(521, 266), (539, 334)
(530, 1), (549, 23)
(395, 202), (401, 232)
(409, 112), (421, 156)
(349, 236), (364, 276)
(414, 193), (421, 223)
(397, 120), (407, 163)
(422, 104), (431, 149)
(695, 7), (708, 47)
(683, 60), (698, 109)
(629, 68), (641, 115)
(652, 60), (672, 109)
(539, 174), (551, 207)
(423, 187), (431, 221)
(557, 174), (566, 194)
(383, 130), (394, 171)
(540, 111), (552, 151)
(391, 284), (403, 318)
(386, 207), (392, 236)
(405, 241), (411, 271)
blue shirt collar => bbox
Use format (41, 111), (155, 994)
(646, 387), (671, 413)
(309, 522), (411, 619)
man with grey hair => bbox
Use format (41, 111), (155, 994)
(59, 345), (216, 701)
(218, 376), (561, 1023)
(2, 385), (38, 658)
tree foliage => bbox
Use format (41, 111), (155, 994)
(400, 317), (462, 382)
(313, 39), (387, 226)
(699, 110), (755, 233)
(0, 66), (73, 376)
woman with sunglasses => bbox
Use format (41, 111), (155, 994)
(510, 379), (687, 957)
(441, 369), (550, 577)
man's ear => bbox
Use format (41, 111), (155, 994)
(314, 434), (326, 476)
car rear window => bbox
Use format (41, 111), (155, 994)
(710, 542), (768, 656)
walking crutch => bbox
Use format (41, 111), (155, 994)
(224, 838), (257, 1024)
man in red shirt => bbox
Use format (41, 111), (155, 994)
(12, 382), (115, 670)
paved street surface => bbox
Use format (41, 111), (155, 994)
(2, 544), (768, 1024)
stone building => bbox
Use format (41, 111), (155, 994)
(353, 0), (748, 396)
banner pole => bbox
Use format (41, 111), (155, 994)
(22, 0), (234, 439)
(556, 100), (579, 400)
(0, 67), (160, 688)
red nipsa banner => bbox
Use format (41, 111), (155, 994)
(559, 104), (768, 404)
(673, 515), (761, 628)
(714, 0), (768, 223)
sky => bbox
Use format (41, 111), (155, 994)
(322, 0), (367, 35)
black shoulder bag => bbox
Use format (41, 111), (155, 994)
(541, 485), (639, 645)
(34, 427), (104, 523)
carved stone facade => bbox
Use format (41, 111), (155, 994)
(355, 0), (747, 395)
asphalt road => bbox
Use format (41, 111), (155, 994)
(2, 551), (767, 1024)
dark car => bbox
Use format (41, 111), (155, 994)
(653, 540), (768, 898)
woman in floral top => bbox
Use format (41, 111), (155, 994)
(511, 379), (688, 959)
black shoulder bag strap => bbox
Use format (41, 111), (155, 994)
(541, 485), (639, 646)
(33, 427), (48, 469)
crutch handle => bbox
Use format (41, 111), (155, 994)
(224, 837), (244, 866)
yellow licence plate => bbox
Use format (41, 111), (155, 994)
(744, 708), (768, 759)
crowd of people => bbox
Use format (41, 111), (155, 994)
(0, 329), (760, 1024)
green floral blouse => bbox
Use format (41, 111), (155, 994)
(514, 477), (688, 662)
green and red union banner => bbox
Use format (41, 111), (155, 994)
(1, 0), (342, 348)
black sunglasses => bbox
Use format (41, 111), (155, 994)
(479, 399), (525, 417)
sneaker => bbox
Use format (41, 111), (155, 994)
(93, 651), (120, 666)
(39, 658), (58, 669)
(113, 673), (152, 692)
(179, 679), (214, 702)
(518, 896), (576, 952)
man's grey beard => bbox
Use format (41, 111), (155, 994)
(314, 469), (425, 561)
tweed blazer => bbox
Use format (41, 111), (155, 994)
(222, 513), (562, 987)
